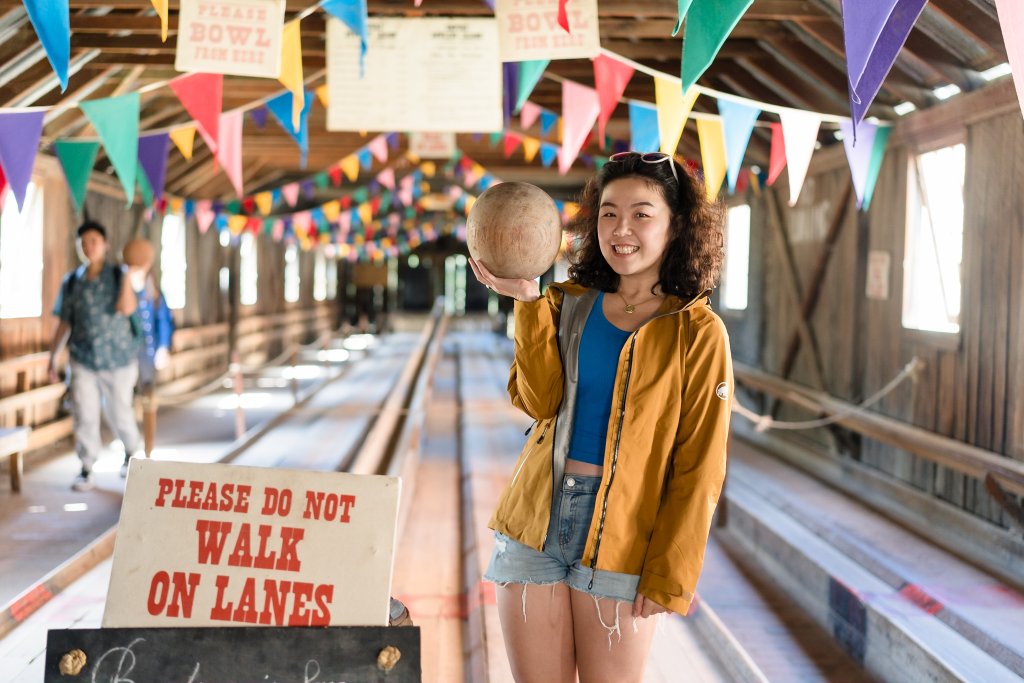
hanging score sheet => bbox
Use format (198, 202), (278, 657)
(327, 18), (503, 133)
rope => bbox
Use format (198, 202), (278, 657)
(733, 357), (924, 432)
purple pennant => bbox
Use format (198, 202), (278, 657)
(137, 132), (170, 201)
(301, 179), (316, 199)
(0, 111), (44, 211)
(249, 106), (269, 129)
(387, 132), (400, 150)
(503, 62), (518, 126)
(840, 119), (878, 207)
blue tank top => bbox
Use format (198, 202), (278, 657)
(567, 292), (632, 466)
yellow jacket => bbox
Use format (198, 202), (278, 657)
(488, 281), (732, 615)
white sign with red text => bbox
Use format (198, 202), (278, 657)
(495, 0), (600, 61)
(175, 0), (285, 78)
(409, 132), (457, 159)
(103, 460), (400, 628)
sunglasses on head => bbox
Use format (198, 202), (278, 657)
(608, 151), (679, 183)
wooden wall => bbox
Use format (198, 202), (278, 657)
(721, 78), (1024, 528)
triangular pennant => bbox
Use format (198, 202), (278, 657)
(320, 0), (368, 75)
(169, 73), (222, 155)
(151, 0), (169, 41)
(697, 118), (727, 202)
(266, 90), (315, 167)
(767, 122), (786, 186)
(377, 168), (396, 191)
(593, 54), (635, 143)
(0, 164), (7, 210)
(718, 99), (760, 193)
(559, 80), (601, 175)
(779, 110), (821, 206)
(278, 20), (305, 131)
(170, 125), (196, 161)
(655, 77), (699, 155)
(79, 93), (140, 206)
(315, 84), (330, 108)
(840, 119), (879, 208)
(136, 161), (154, 207)
(540, 110), (559, 137)
(217, 110), (245, 197)
(329, 165), (343, 186)
(323, 200), (341, 222)
(282, 183), (300, 206)
(504, 132), (523, 158)
(516, 60), (549, 113)
(995, 0), (1024, 120)
(863, 125), (892, 211)
(368, 135), (389, 163)
(521, 101), (543, 130)
(54, 140), (99, 213)
(195, 200), (215, 234)
(357, 148), (373, 170)
(557, 0), (570, 32)
(629, 101), (660, 153)
(681, 0), (754, 93)
(540, 142), (559, 168)
(0, 111), (44, 211)
(843, 0), (927, 128)
(249, 106), (269, 129)
(340, 155), (360, 182)
(673, 0), (695, 36)
(23, 0), (69, 90)
(137, 132), (170, 201)
(522, 137), (541, 163)
(255, 192), (274, 215)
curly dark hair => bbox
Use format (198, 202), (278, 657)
(565, 154), (724, 300)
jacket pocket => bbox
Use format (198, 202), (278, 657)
(510, 417), (554, 488)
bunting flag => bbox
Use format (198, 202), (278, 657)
(170, 125), (196, 161)
(249, 106), (269, 129)
(151, 0), (169, 41)
(655, 77), (699, 155)
(323, 200), (341, 222)
(681, 0), (754, 93)
(79, 93), (140, 206)
(340, 155), (360, 182)
(282, 183), (300, 206)
(672, 0), (695, 36)
(779, 110), (821, 206)
(559, 80), (601, 175)
(718, 99), (760, 193)
(357, 148), (373, 170)
(522, 136), (541, 162)
(315, 84), (330, 108)
(53, 140), (99, 213)
(995, 0), (1024, 120)
(503, 62), (518, 125)
(23, 0), (69, 91)
(278, 20), (305, 130)
(842, 0), (927, 128)
(557, 0), (570, 33)
(540, 142), (559, 168)
(217, 110), (245, 197)
(377, 168), (396, 191)
(516, 60), (549, 113)
(540, 110), (559, 137)
(839, 119), (891, 209)
(195, 200), (215, 233)
(767, 122), (786, 186)
(863, 126), (892, 210)
(320, 0), (368, 75)
(0, 165), (6, 210)
(136, 162), (154, 207)
(255, 192), (274, 215)
(521, 101), (543, 130)
(266, 90), (315, 166)
(504, 131), (523, 158)
(0, 111), (44, 211)
(137, 132), (170, 201)
(697, 118), (727, 202)
(629, 101), (660, 152)
(168, 73), (222, 155)
(593, 54), (634, 144)
(368, 135), (389, 163)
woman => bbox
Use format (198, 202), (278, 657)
(469, 151), (732, 683)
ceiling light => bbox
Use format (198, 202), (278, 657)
(893, 101), (918, 116)
(981, 62), (1012, 81)
(932, 84), (961, 101)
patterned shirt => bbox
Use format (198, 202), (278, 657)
(53, 264), (140, 371)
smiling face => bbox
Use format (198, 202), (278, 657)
(78, 229), (108, 266)
(597, 176), (674, 286)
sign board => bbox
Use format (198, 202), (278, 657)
(45, 626), (420, 682)
(866, 250), (891, 300)
(495, 0), (600, 61)
(327, 18), (502, 133)
(409, 131), (457, 159)
(103, 460), (400, 627)
(175, 0), (285, 78)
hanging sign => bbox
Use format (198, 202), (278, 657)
(327, 18), (502, 132)
(409, 132), (457, 159)
(495, 0), (600, 61)
(866, 250), (891, 300)
(103, 459), (401, 627)
(175, 0), (286, 78)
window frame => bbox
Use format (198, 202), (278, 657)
(0, 181), (45, 321)
(719, 201), (752, 317)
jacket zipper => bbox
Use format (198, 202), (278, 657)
(510, 420), (553, 488)
(588, 334), (637, 589)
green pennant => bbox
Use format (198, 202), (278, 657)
(380, 191), (392, 213)
(672, 0), (695, 36)
(863, 126), (893, 211)
(226, 200), (242, 214)
(263, 218), (275, 236)
(681, 0), (754, 93)
(352, 187), (369, 204)
(314, 172), (329, 189)
(488, 131), (503, 147)
(136, 162), (153, 207)
(515, 60), (549, 113)
(53, 140), (99, 213)
(594, 156), (610, 170)
(78, 93), (140, 207)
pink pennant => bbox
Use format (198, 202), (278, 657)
(557, 0), (570, 33)
(767, 122), (786, 186)
(0, 164), (6, 209)
(272, 219), (285, 241)
(368, 135), (389, 163)
(995, 0), (1024, 120)
(593, 54), (634, 143)
(295, 211), (312, 232)
(195, 200), (215, 234)
(464, 168), (481, 188)
(339, 211), (352, 233)
(216, 110), (244, 197)
(282, 182), (300, 206)
(400, 173), (415, 191)
(559, 80), (601, 175)
(377, 167), (396, 191)
(521, 101), (543, 130)
(398, 187), (414, 206)
(169, 73), (223, 155)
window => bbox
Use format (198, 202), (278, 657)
(160, 211), (187, 309)
(284, 244), (300, 303)
(903, 144), (965, 334)
(239, 233), (258, 305)
(326, 254), (338, 300)
(0, 183), (44, 318)
(721, 204), (751, 311)
(313, 249), (327, 302)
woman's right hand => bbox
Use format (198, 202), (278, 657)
(468, 258), (541, 303)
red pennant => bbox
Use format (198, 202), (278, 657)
(168, 73), (223, 155)
(736, 168), (750, 195)
(241, 197), (255, 214)
(503, 132), (523, 158)
(557, 0), (570, 32)
(593, 54), (634, 144)
(370, 196), (381, 214)
(768, 122), (786, 186)
(329, 165), (343, 186)
(0, 163), (6, 209)
(459, 156), (473, 172)
(246, 217), (261, 233)
(340, 196), (352, 209)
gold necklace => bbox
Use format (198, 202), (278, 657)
(616, 290), (662, 314)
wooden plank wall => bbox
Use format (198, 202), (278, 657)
(723, 79), (1024, 527)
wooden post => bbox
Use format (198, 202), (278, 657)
(142, 390), (157, 458)
(231, 351), (245, 439)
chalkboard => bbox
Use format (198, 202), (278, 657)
(45, 626), (420, 682)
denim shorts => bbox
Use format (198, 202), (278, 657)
(484, 474), (640, 603)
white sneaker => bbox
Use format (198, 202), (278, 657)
(71, 473), (95, 492)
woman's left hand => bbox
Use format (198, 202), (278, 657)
(632, 593), (670, 619)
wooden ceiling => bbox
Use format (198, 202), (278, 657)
(0, 0), (1010, 200)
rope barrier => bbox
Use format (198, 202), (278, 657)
(733, 357), (924, 432)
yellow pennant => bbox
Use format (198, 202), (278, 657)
(254, 192), (273, 216)
(319, 232), (330, 245)
(168, 197), (184, 214)
(655, 78), (699, 156)
(696, 118), (727, 202)
(278, 20), (304, 131)
(522, 137), (541, 163)
(323, 200), (341, 222)
(151, 0), (168, 41)
(358, 203), (373, 224)
(419, 161), (436, 177)
(464, 195), (476, 214)
(315, 84), (329, 108)
(170, 125), (196, 161)
(405, 151), (421, 164)
(228, 215), (248, 235)
(340, 155), (360, 182)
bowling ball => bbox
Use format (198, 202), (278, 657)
(122, 238), (155, 269)
(467, 182), (562, 280)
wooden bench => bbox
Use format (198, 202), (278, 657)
(1, 427), (30, 493)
